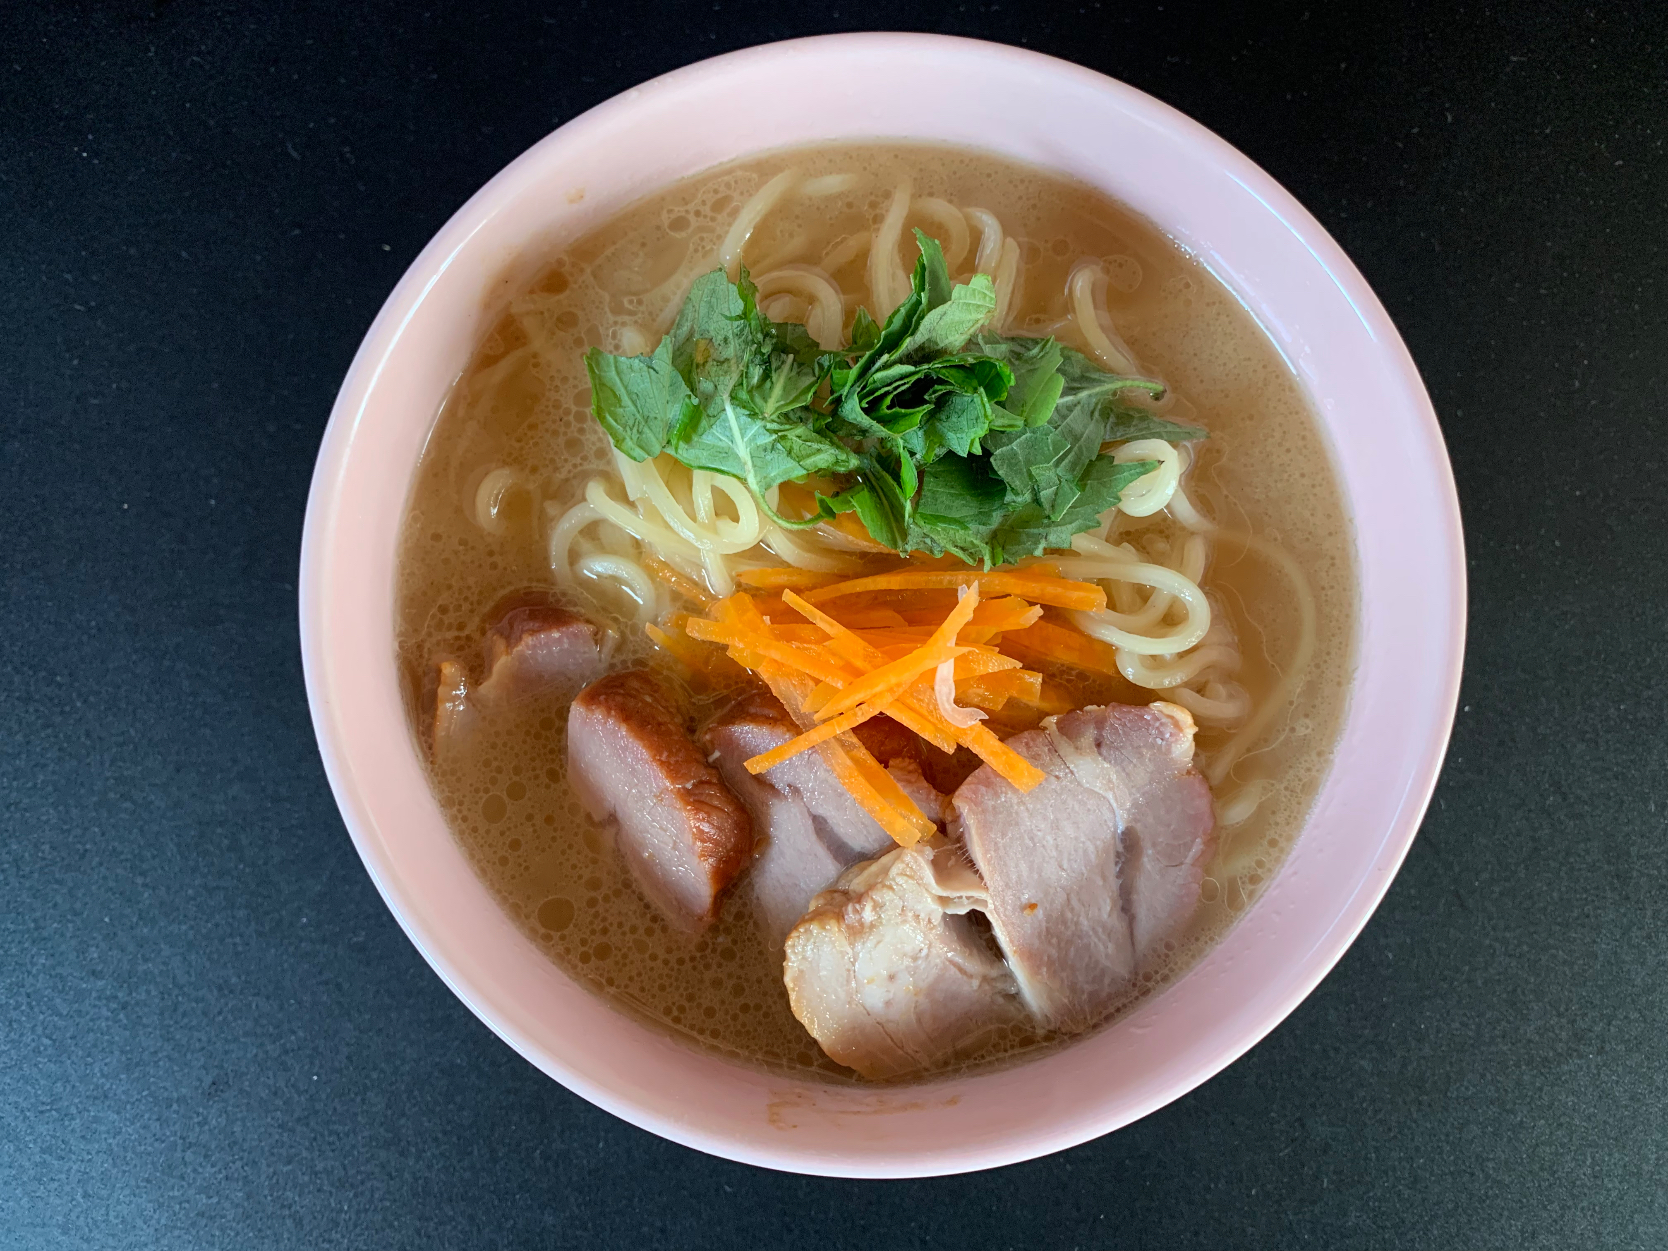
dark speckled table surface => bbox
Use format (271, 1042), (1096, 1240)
(2, 2), (1663, 1247)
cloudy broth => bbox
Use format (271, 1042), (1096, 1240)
(395, 143), (1357, 1080)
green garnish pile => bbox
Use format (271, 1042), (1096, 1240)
(584, 230), (1205, 567)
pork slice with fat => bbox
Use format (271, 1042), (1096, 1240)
(950, 729), (1135, 1033)
(702, 691), (914, 947)
(567, 670), (752, 931)
(1044, 702), (1216, 967)
(951, 702), (1214, 1033)
(783, 842), (1019, 1079)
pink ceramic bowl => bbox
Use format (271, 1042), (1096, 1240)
(300, 34), (1464, 1176)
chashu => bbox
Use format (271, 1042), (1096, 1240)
(783, 841), (1019, 1079)
(951, 702), (1214, 1033)
(430, 592), (611, 756)
(702, 691), (946, 947)
(568, 670), (752, 931)
(474, 591), (611, 708)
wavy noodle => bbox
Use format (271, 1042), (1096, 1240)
(800, 173), (858, 197)
(1068, 262), (1140, 374)
(1198, 530), (1318, 788)
(1112, 439), (1183, 517)
(719, 167), (801, 279)
(819, 231), (871, 275)
(1168, 476), (1214, 533)
(617, 324), (653, 357)
(471, 466), (533, 535)
(750, 232), (809, 274)
(759, 524), (866, 573)
(575, 553), (661, 623)
(547, 453), (864, 608)
(1214, 778), (1274, 828)
(962, 208), (1024, 330)
(755, 263), (845, 349)
(911, 197), (970, 269)
(965, 207), (1004, 274)
(1065, 561), (1212, 655)
(868, 179), (913, 317)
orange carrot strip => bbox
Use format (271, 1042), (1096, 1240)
(645, 621), (736, 681)
(951, 651), (1024, 678)
(743, 700), (891, 774)
(803, 570), (1106, 611)
(682, 618), (858, 686)
(899, 596), (1041, 631)
(752, 659), (933, 842)
(1034, 678), (1077, 714)
(778, 589), (967, 753)
(849, 628), (937, 648)
(734, 567), (847, 591)
(813, 587), (981, 722)
(842, 741), (932, 847)
(640, 554), (713, 607)
(767, 624), (838, 644)
(1000, 619), (1123, 675)
(813, 643), (970, 722)
(961, 669), (1044, 706)
(958, 721), (1047, 791)
(835, 608), (911, 628)
(803, 679), (841, 715)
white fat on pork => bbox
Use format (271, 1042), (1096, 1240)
(951, 702), (1215, 1033)
(568, 671), (753, 931)
(782, 841), (1019, 1080)
(701, 691), (947, 947)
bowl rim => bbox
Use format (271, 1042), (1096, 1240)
(300, 32), (1466, 1176)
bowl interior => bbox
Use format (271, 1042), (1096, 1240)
(300, 34), (1463, 1177)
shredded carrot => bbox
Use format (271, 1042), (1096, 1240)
(776, 589), (967, 753)
(644, 621), (741, 681)
(836, 608), (911, 628)
(743, 700), (891, 775)
(803, 570), (1107, 612)
(813, 586), (981, 722)
(683, 578), (1063, 834)
(949, 651), (1024, 678)
(1000, 619), (1125, 676)
(734, 567), (846, 591)
(899, 596), (1040, 632)
(682, 618), (859, 686)
(815, 645), (970, 722)
(963, 598), (1045, 642)
(957, 721), (1047, 791)
(960, 668), (1044, 709)
(640, 554), (713, 607)
(751, 660), (933, 842)
(844, 747), (932, 847)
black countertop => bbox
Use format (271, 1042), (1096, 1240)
(3, 2), (1663, 1246)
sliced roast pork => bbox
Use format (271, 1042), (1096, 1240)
(1045, 702), (1216, 964)
(701, 691), (947, 946)
(783, 842), (1019, 1079)
(429, 593), (610, 759)
(950, 702), (1214, 1033)
(474, 590), (611, 708)
(568, 670), (753, 931)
